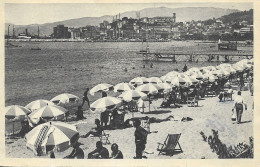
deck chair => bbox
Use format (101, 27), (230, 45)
(187, 96), (198, 107)
(91, 130), (110, 145)
(157, 134), (183, 156)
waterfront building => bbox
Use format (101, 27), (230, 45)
(53, 25), (70, 39)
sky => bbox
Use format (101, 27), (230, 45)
(5, 2), (253, 25)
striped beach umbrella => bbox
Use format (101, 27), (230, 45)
(29, 105), (68, 124)
(90, 96), (122, 112)
(51, 93), (79, 105)
(5, 105), (31, 136)
(114, 83), (134, 92)
(89, 83), (113, 96)
(25, 121), (79, 156)
(25, 99), (55, 112)
(118, 90), (147, 102)
(5, 105), (31, 120)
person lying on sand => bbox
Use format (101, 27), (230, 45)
(88, 141), (109, 159)
(81, 119), (103, 138)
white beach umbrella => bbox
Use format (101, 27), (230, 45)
(51, 93), (79, 105)
(170, 76), (188, 87)
(148, 77), (163, 84)
(189, 67), (200, 72)
(165, 71), (179, 77)
(118, 90), (147, 102)
(184, 70), (195, 76)
(90, 96), (122, 112)
(135, 83), (162, 95)
(157, 83), (173, 92)
(25, 99), (55, 112)
(89, 83), (113, 96)
(25, 121), (79, 156)
(114, 83), (134, 92)
(129, 77), (149, 86)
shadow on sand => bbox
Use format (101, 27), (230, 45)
(144, 110), (172, 114)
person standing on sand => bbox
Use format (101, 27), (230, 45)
(232, 91), (247, 124)
(81, 88), (90, 108)
(133, 119), (148, 159)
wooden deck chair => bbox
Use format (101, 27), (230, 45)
(157, 134), (183, 156)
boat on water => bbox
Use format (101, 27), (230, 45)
(31, 47), (41, 50)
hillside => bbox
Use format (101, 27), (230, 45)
(5, 7), (239, 36)
(220, 9), (253, 24)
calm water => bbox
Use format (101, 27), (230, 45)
(5, 41), (224, 106)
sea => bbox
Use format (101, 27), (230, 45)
(4, 41), (239, 106)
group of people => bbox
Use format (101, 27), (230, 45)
(61, 118), (148, 159)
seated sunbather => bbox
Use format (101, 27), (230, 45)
(81, 119), (103, 138)
(88, 141), (109, 159)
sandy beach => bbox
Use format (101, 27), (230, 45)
(5, 87), (253, 159)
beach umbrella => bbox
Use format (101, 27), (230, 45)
(224, 67), (236, 74)
(206, 66), (217, 71)
(90, 96), (122, 112)
(129, 77), (149, 86)
(184, 70), (195, 76)
(162, 75), (175, 83)
(157, 83), (173, 92)
(200, 68), (211, 74)
(25, 99), (55, 112)
(165, 71), (179, 77)
(187, 76), (199, 84)
(5, 105), (31, 120)
(51, 93), (79, 105)
(5, 105), (31, 136)
(114, 83), (134, 92)
(148, 77), (163, 84)
(219, 69), (230, 76)
(232, 65), (244, 72)
(210, 70), (222, 77)
(204, 73), (218, 82)
(191, 73), (205, 80)
(25, 121), (79, 156)
(29, 105), (68, 124)
(135, 83), (162, 112)
(118, 90), (147, 102)
(169, 76), (188, 87)
(89, 83), (113, 96)
(189, 67), (200, 72)
(135, 83), (162, 95)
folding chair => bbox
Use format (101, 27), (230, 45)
(157, 134), (183, 156)
(187, 96), (198, 107)
(91, 130), (111, 145)
(99, 130), (111, 145)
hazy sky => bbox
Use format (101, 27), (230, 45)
(5, 3), (253, 25)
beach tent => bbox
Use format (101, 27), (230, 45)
(89, 83), (113, 96)
(25, 99), (55, 112)
(25, 121), (79, 156)
(114, 83), (134, 93)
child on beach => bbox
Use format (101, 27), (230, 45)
(133, 119), (148, 159)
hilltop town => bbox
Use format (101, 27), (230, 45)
(6, 9), (253, 42)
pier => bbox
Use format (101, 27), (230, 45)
(136, 50), (253, 62)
